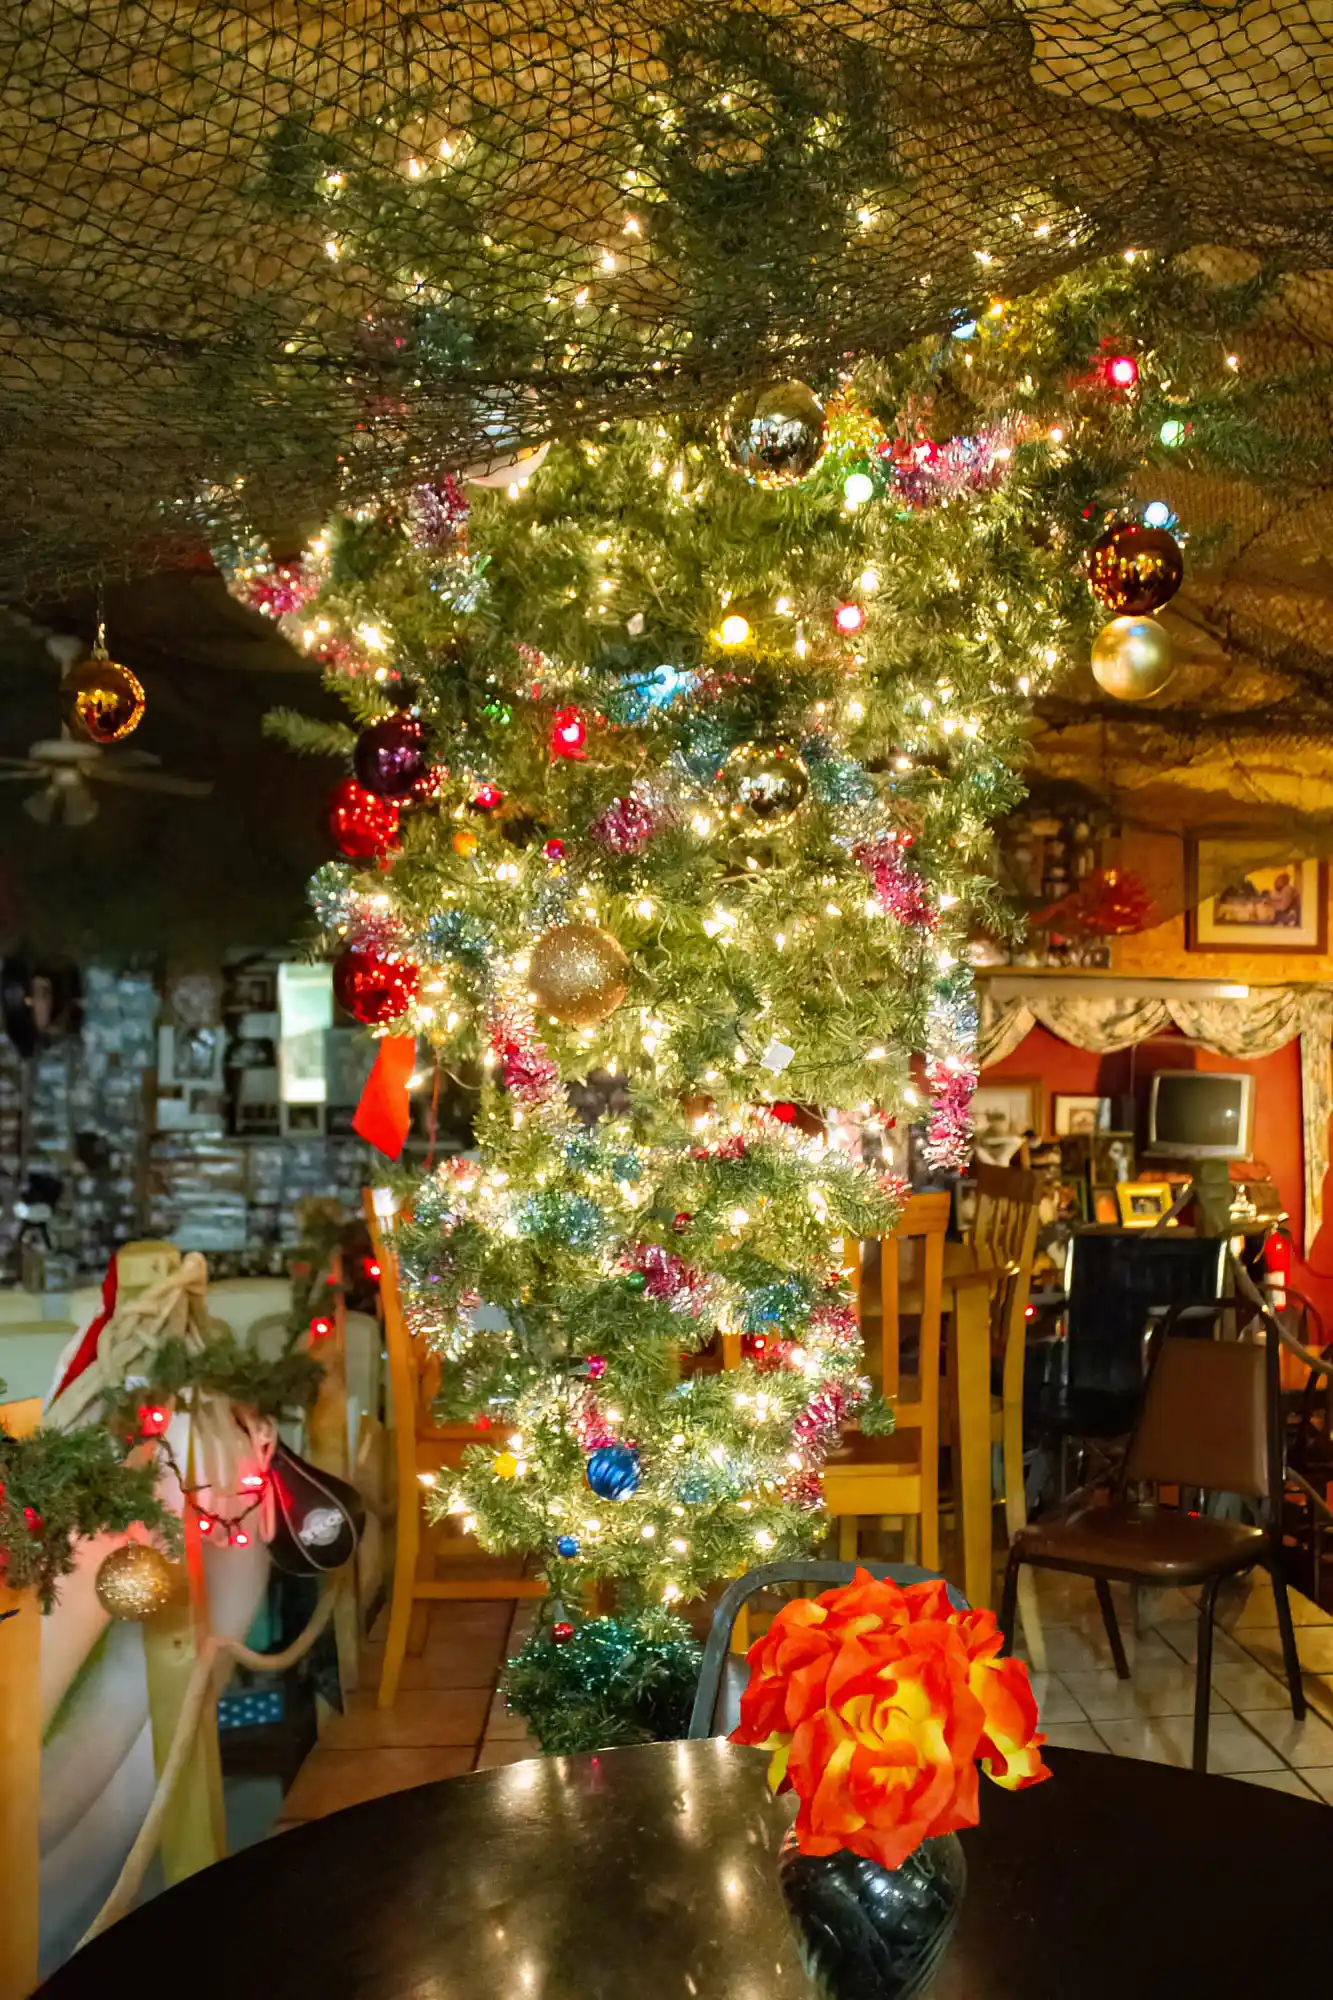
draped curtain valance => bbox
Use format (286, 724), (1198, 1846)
(977, 988), (1333, 1255)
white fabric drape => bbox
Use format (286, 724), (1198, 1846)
(978, 988), (1333, 1255)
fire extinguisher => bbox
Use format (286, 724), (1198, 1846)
(1263, 1228), (1293, 1312)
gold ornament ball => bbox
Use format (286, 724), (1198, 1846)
(719, 381), (828, 488)
(493, 1451), (519, 1480)
(719, 742), (810, 823)
(95, 1542), (178, 1621)
(61, 655), (146, 745)
(1090, 616), (1175, 701)
(529, 922), (630, 1027)
(452, 827), (479, 857)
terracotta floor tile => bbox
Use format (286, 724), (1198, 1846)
(283, 1746), (474, 1819)
(1208, 1661), (1297, 1713)
(1028, 1675), (1086, 1725)
(1094, 1712), (1282, 1775)
(320, 1687), (492, 1750)
(359, 1637), (505, 1691)
(1033, 1622), (1175, 1675)
(1147, 1619), (1248, 1666)
(1239, 1708), (1333, 1767)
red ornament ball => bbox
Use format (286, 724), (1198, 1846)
(551, 1621), (575, 1645)
(550, 706), (588, 761)
(1088, 523), (1183, 616)
(542, 838), (566, 862)
(328, 778), (401, 860)
(332, 946), (420, 1025)
(471, 782), (505, 811)
(585, 1355), (608, 1379)
(354, 717), (428, 799)
(671, 1211), (692, 1234)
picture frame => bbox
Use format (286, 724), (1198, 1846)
(1092, 1188), (1120, 1225)
(1091, 1132), (1136, 1185)
(1186, 833), (1327, 954)
(971, 1080), (1041, 1166)
(1116, 1180), (1175, 1228)
(1051, 1093), (1113, 1137)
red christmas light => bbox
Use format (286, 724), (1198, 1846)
(550, 706), (588, 761)
(137, 1404), (170, 1436)
(542, 838), (565, 861)
(1106, 354), (1139, 390)
(769, 1102), (797, 1124)
(471, 782), (505, 811)
(240, 1473), (265, 1491)
(585, 1356), (607, 1379)
(198, 1514), (213, 1535)
(232, 1529), (251, 1548)
(364, 1257), (381, 1281)
(309, 1313), (335, 1339)
(833, 601), (866, 635)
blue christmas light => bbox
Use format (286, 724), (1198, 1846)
(556, 1534), (580, 1558)
(1143, 500), (1173, 529)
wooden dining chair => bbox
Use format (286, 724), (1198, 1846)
(363, 1191), (545, 1709)
(0, 1396), (42, 2000)
(821, 1191), (952, 1569)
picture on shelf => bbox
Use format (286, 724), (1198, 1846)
(1116, 1180), (1175, 1227)
(953, 1178), (978, 1235)
(1091, 1133), (1136, 1185)
(971, 1080), (1041, 1166)
(1092, 1188), (1120, 1225)
(1051, 1093), (1113, 1136)
(1187, 834), (1327, 953)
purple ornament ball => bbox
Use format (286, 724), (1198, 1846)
(354, 717), (429, 799)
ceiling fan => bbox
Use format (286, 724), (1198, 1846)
(0, 634), (212, 825)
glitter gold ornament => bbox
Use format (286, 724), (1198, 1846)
(452, 827), (479, 857)
(1088, 523), (1183, 615)
(719, 742), (810, 823)
(719, 381), (827, 488)
(61, 652), (146, 745)
(529, 922), (629, 1027)
(95, 1542), (178, 1620)
(1090, 616), (1175, 701)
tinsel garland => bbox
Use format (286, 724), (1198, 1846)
(502, 1610), (702, 1754)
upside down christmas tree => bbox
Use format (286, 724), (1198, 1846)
(237, 255), (1256, 1745)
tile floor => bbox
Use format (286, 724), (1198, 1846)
(274, 1565), (1333, 1830)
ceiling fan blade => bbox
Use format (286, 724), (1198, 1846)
(0, 768), (42, 781)
(88, 767), (213, 798)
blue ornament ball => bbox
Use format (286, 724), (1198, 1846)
(586, 1442), (641, 1502)
(556, 1534), (580, 1559)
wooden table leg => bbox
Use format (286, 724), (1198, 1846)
(951, 1276), (994, 1611)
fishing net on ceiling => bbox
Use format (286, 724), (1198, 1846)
(2, 0), (1332, 605)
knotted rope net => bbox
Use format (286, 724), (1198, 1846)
(2, 0), (1332, 599)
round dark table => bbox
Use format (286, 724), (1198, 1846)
(39, 1743), (1333, 1998)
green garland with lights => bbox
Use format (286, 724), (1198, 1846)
(502, 1611), (702, 1755)
(248, 251), (1305, 1739)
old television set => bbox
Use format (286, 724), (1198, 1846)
(1146, 1070), (1254, 1160)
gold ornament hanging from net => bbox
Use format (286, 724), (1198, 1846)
(1090, 617), (1175, 701)
(528, 922), (630, 1026)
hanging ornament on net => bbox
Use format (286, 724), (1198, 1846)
(353, 717), (429, 799)
(528, 923), (629, 1027)
(332, 944), (420, 1024)
(719, 381), (828, 488)
(61, 637), (146, 746)
(1090, 616), (1175, 701)
(718, 742), (810, 823)
(586, 1441), (641, 1501)
(266, 1442), (366, 1576)
(1088, 523), (1184, 616)
(95, 1542), (177, 1620)
(327, 778), (401, 860)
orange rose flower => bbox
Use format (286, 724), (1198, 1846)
(731, 1568), (1050, 1872)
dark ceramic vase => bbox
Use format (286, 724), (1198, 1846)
(778, 1831), (966, 2000)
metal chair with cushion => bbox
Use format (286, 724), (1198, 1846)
(1000, 1331), (1306, 1772)
(688, 1559), (966, 1739)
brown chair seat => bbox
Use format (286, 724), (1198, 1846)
(1014, 1502), (1266, 1585)
(825, 1430), (923, 1470)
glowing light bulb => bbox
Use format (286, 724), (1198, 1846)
(718, 614), (750, 647)
(834, 601), (866, 635)
(1159, 418), (1186, 448)
(1143, 500), (1172, 529)
(1106, 354), (1138, 389)
(843, 470), (875, 507)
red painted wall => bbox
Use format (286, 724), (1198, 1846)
(983, 1024), (1333, 1331)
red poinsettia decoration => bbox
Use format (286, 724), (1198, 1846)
(730, 1568), (1049, 1872)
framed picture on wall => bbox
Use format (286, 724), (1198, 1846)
(1187, 833), (1327, 953)
(1052, 1093), (1112, 1136)
(1116, 1180), (1175, 1228)
(972, 1080), (1041, 1165)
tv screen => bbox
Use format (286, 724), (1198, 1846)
(1148, 1072), (1252, 1159)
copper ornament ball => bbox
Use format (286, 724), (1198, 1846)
(1090, 616), (1175, 701)
(718, 381), (828, 488)
(528, 922), (630, 1027)
(719, 742), (810, 823)
(61, 655), (146, 745)
(1088, 523), (1183, 616)
(95, 1542), (178, 1621)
